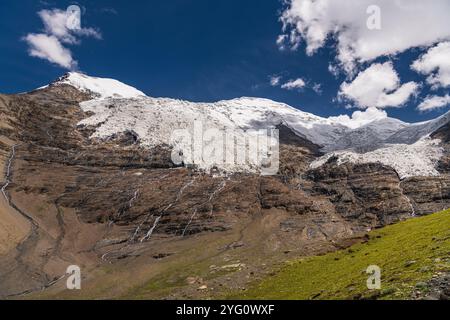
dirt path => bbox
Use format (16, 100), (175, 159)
(52, 197), (67, 259)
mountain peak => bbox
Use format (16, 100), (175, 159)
(52, 72), (146, 99)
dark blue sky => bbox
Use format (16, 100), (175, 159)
(0, 0), (447, 122)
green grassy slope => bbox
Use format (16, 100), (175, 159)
(231, 210), (450, 300)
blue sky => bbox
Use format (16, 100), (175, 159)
(1, 0), (449, 123)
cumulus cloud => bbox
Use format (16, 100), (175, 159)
(412, 42), (450, 89)
(279, 0), (450, 74)
(329, 107), (388, 129)
(281, 78), (306, 90)
(24, 8), (101, 69)
(338, 62), (419, 109)
(417, 95), (450, 112)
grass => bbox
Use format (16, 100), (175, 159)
(229, 210), (450, 300)
(125, 258), (238, 299)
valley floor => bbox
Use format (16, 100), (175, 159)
(30, 207), (352, 300)
(26, 210), (449, 300)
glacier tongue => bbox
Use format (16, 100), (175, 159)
(310, 138), (444, 179)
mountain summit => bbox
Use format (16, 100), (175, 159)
(50, 72), (146, 99)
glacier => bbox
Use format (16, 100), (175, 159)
(39, 72), (449, 178)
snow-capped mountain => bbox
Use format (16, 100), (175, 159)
(49, 72), (146, 99)
(42, 72), (449, 178)
(3, 71), (450, 299)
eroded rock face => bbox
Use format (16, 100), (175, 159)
(1, 85), (449, 297)
(306, 161), (413, 226)
(401, 176), (450, 215)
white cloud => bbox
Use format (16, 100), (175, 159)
(39, 9), (77, 44)
(338, 62), (419, 109)
(279, 0), (450, 74)
(270, 75), (281, 86)
(270, 76), (322, 94)
(412, 42), (450, 89)
(329, 107), (388, 129)
(24, 8), (101, 69)
(312, 83), (322, 94)
(281, 78), (306, 90)
(417, 94), (450, 112)
(328, 64), (339, 78)
(276, 35), (287, 51)
(38, 9), (101, 44)
(24, 34), (76, 69)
